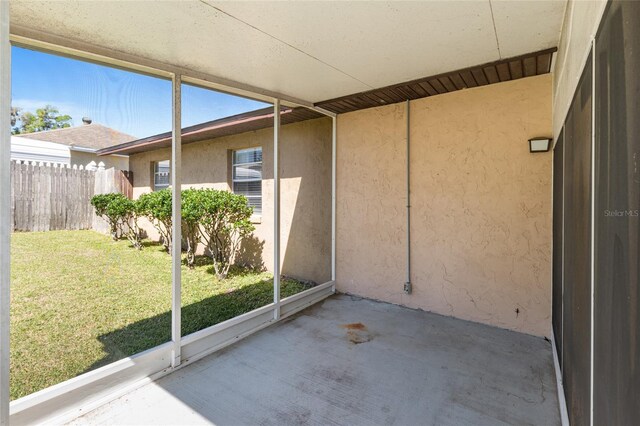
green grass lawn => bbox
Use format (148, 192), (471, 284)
(10, 230), (309, 400)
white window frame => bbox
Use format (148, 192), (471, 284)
(154, 160), (170, 191)
(232, 147), (262, 216)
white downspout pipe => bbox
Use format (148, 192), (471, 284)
(404, 100), (412, 294)
(331, 115), (337, 288)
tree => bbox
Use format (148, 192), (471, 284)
(10, 107), (20, 127)
(197, 189), (254, 279)
(12, 105), (72, 134)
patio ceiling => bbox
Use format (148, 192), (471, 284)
(9, 1), (566, 104)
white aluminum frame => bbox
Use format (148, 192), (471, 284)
(9, 26), (310, 110)
(551, 38), (597, 426)
(273, 99), (281, 320)
(171, 74), (182, 368)
(8, 282), (335, 425)
(589, 37), (596, 426)
(2, 24), (339, 426)
(0, 2), (11, 425)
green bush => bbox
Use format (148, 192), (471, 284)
(138, 189), (172, 253)
(105, 196), (144, 250)
(91, 193), (128, 240)
(91, 193), (143, 248)
(94, 188), (255, 278)
(181, 189), (204, 268)
(197, 189), (254, 279)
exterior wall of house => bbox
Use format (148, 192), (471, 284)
(553, 0), (607, 137)
(129, 117), (332, 285)
(336, 74), (553, 337)
(10, 136), (71, 165)
(72, 151), (129, 170)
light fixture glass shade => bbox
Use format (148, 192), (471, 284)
(529, 138), (551, 153)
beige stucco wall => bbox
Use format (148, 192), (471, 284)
(72, 150), (129, 171)
(130, 117), (332, 285)
(336, 74), (553, 337)
(553, 0), (606, 137)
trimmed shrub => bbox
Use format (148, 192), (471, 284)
(95, 188), (255, 276)
(181, 189), (204, 268)
(138, 189), (172, 253)
(197, 189), (254, 279)
(105, 196), (144, 250)
(91, 193), (127, 240)
(91, 193), (143, 248)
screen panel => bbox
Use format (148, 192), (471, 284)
(9, 46), (172, 400)
(594, 1), (640, 423)
(562, 53), (592, 426)
(552, 131), (564, 368)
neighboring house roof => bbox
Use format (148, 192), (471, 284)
(97, 107), (324, 156)
(10, 135), (71, 165)
(20, 123), (137, 151)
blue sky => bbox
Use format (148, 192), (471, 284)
(11, 46), (269, 139)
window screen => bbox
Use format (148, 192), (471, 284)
(232, 147), (262, 215)
(562, 53), (592, 426)
(154, 160), (170, 190)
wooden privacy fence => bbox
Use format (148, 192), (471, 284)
(11, 161), (133, 232)
(116, 170), (134, 199)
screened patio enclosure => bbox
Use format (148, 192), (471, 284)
(1, 1), (638, 425)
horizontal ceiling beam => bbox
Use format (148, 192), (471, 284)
(9, 25), (315, 109)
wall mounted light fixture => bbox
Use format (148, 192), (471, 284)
(529, 137), (551, 153)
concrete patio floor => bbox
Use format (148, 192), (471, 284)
(71, 294), (560, 425)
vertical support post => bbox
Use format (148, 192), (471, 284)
(171, 74), (182, 367)
(589, 37), (596, 426)
(561, 121), (566, 372)
(273, 100), (281, 320)
(331, 115), (337, 287)
(0, 2), (10, 423)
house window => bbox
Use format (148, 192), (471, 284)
(154, 160), (170, 190)
(232, 147), (262, 216)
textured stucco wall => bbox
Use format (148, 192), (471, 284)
(336, 74), (553, 337)
(553, 0), (606, 137)
(130, 117), (332, 285)
(71, 151), (129, 170)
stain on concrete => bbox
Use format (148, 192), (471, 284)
(346, 330), (372, 344)
(340, 322), (373, 344)
(341, 322), (366, 330)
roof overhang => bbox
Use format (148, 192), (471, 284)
(97, 106), (324, 156)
